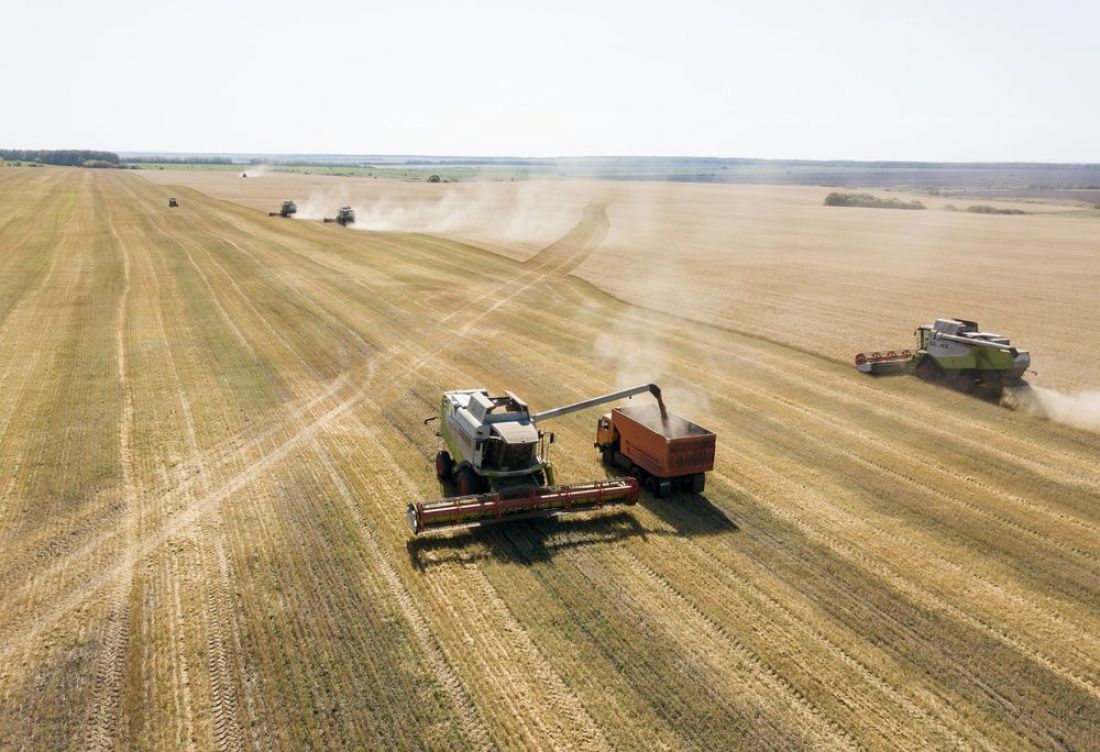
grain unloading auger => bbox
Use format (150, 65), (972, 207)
(407, 384), (666, 535)
(855, 317), (1031, 395)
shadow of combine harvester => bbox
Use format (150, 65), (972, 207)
(407, 511), (648, 570)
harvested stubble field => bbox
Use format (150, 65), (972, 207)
(1, 166), (1099, 750)
(144, 170), (1100, 389)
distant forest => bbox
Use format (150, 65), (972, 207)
(0, 149), (121, 166)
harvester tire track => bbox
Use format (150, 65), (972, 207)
(616, 550), (862, 751)
(715, 468), (1100, 704)
(86, 185), (137, 752)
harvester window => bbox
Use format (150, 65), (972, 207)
(500, 442), (535, 471)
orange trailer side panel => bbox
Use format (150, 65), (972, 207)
(612, 406), (716, 478)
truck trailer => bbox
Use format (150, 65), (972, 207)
(596, 405), (716, 497)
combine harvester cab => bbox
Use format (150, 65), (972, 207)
(408, 383), (713, 536)
(856, 317), (1030, 395)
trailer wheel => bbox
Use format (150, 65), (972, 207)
(657, 479), (672, 498)
(691, 473), (706, 493)
(435, 450), (453, 480)
(456, 467), (479, 497)
(601, 448), (615, 466)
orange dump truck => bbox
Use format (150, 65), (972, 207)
(595, 404), (716, 497)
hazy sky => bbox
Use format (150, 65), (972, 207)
(4, 0), (1097, 161)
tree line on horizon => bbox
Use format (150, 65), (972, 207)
(0, 149), (122, 167)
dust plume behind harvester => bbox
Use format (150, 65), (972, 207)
(268, 200), (297, 218)
(408, 384), (716, 535)
(856, 318), (1031, 396)
(323, 205), (356, 226)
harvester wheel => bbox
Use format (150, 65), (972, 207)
(435, 450), (453, 480)
(953, 370), (976, 394)
(456, 467), (479, 497)
(914, 357), (939, 381)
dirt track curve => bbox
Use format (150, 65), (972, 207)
(0, 168), (1098, 750)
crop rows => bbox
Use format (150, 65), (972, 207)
(0, 168), (1097, 750)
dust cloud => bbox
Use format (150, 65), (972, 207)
(299, 180), (592, 245)
(295, 187), (353, 220)
(1002, 385), (1100, 432)
(590, 188), (715, 423)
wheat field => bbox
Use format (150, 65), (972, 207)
(2, 166), (1099, 750)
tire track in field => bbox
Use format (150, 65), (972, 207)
(0, 187), (75, 538)
(728, 338), (1100, 497)
(165, 543), (198, 752)
(463, 566), (611, 751)
(310, 442), (493, 751)
(612, 551), (860, 750)
(700, 359), (1100, 582)
(522, 204), (609, 274)
(86, 183), (138, 752)
(713, 467), (1100, 704)
(195, 530), (245, 752)
(694, 371), (1100, 661)
(628, 514), (976, 748)
(710, 470), (1079, 750)
(135, 219), (247, 752)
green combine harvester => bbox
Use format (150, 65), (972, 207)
(268, 200), (297, 218)
(323, 205), (355, 226)
(855, 318), (1031, 395)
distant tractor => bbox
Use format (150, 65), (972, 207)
(268, 200), (297, 218)
(167, 197), (178, 208)
(856, 318), (1031, 395)
(323, 206), (356, 226)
